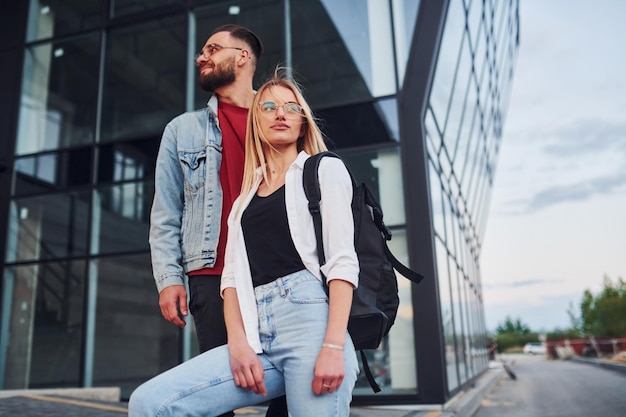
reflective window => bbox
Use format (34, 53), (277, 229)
(97, 139), (159, 184)
(316, 98), (399, 149)
(14, 148), (93, 196)
(6, 193), (90, 262)
(112, 0), (183, 17)
(429, 0), (465, 128)
(17, 35), (100, 155)
(26, 0), (102, 41)
(291, 0), (395, 107)
(91, 182), (152, 255)
(393, 0), (421, 85)
(101, 15), (186, 142)
(92, 255), (180, 398)
(2, 261), (85, 389)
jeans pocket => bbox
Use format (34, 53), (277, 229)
(285, 278), (328, 304)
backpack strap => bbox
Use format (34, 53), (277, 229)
(302, 152), (342, 272)
(304, 152), (424, 284)
(303, 152), (383, 393)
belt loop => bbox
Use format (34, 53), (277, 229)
(277, 277), (287, 297)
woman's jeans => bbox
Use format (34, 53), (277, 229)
(129, 270), (359, 417)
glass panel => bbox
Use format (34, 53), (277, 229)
(97, 139), (159, 184)
(429, 0), (465, 128)
(435, 238), (458, 391)
(387, 229), (417, 393)
(316, 98), (399, 149)
(451, 265), (467, 384)
(291, 0), (394, 107)
(101, 15), (186, 142)
(2, 261), (85, 389)
(14, 148), (93, 196)
(17, 35), (100, 155)
(91, 181), (152, 255)
(193, 0), (284, 110)
(6, 193), (90, 262)
(443, 34), (471, 154)
(26, 0), (102, 41)
(393, 0), (421, 86)
(112, 0), (183, 17)
(92, 255), (180, 398)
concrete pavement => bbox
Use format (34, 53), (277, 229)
(0, 365), (505, 417)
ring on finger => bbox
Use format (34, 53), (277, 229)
(323, 383), (331, 388)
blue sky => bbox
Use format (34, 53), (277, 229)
(480, 0), (626, 332)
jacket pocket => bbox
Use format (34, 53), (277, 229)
(179, 149), (207, 194)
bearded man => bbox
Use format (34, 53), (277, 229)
(148, 24), (287, 417)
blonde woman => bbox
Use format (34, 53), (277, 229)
(129, 72), (359, 417)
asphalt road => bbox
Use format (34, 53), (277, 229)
(474, 354), (626, 417)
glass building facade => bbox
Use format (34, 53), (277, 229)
(0, 0), (519, 406)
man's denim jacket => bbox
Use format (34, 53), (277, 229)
(149, 95), (223, 293)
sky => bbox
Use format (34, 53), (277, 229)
(480, 0), (626, 333)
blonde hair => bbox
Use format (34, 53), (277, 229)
(238, 69), (328, 206)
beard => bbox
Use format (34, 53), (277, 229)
(198, 57), (236, 92)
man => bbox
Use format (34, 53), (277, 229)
(149, 24), (287, 417)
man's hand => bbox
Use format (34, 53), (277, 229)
(159, 285), (188, 327)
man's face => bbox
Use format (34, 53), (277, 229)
(197, 32), (242, 92)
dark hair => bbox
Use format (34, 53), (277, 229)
(211, 24), (264, 62)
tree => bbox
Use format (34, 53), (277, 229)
(496, 316), (531, 336)
(579, 275), (626, 337)
(494, 317), (536, 352)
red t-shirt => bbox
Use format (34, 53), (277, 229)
(189, 101), (247, 276)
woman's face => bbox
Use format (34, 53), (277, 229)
(257, 85), (305, 150)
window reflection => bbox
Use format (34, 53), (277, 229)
(91, 182), (152, 255)
(2, 262), (85, 389)
(101, 16), (186, 142)
(112, 0), (183, 17)
(316, 98), (399, 149)
(92, 255), (180, 398)
(26, 0), (102, 41)
(14, 148), (92, 196)
(98, 139), (158, 184)
(6, 193), (90, 262)
(17, 35), (100, 154)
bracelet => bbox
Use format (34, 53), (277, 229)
(322, 343), (344, 351)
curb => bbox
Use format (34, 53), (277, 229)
(444, 368), (503, 417)
(0, 387), (121, 402)
(569, 356), (626, 376)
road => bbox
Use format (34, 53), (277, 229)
(474, 354), (626, 417)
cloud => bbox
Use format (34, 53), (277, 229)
(541, 119), (626, 156)
(483, 278), (559, 290)
(525, 171), (626, 212)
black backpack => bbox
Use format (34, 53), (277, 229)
(303, 151), (424, 392)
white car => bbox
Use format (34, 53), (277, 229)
(523, 342), (546, 355)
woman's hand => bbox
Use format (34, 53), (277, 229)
(229, 342), (267, 396)
(312, 345), (345, 395)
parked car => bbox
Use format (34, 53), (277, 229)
(523, 342), (547, 355)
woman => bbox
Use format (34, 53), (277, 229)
(129, 72), (359, 417)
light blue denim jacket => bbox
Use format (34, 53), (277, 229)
(149, 95), (223, 293)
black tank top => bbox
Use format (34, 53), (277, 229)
(242, 185), (305, 287)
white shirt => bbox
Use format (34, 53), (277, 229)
(221, 151), (359, 353)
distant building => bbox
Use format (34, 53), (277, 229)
(0, 0), (519, 407)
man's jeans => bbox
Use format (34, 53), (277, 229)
(129, 270), (358, 417)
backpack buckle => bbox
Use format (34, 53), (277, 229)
(308, 200), (321, 214)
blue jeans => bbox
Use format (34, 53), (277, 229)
(129, 270), (359, 417)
